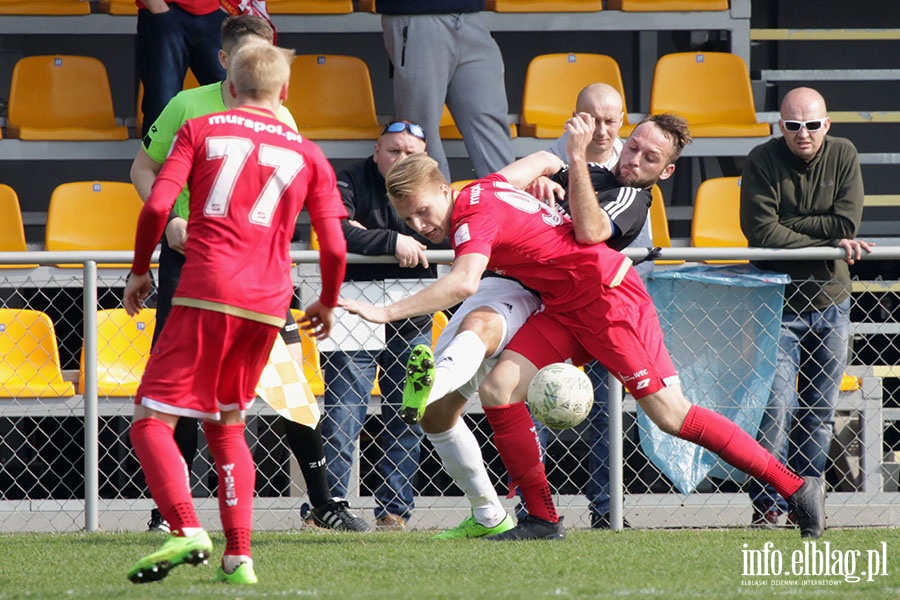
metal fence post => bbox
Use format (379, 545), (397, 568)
(83, 260), (99, 532)
(608, 374), (624, 531)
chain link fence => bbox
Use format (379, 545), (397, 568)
(0, 249), (898, 532)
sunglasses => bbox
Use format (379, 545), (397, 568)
(381, 121), (426, 141)
(782, 118), (827, 133)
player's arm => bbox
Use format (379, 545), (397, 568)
(565, 113), (613, 245)
(340, 252), (488, 324)
(130, 147), (164, 203)
(497, 151), (565, 191)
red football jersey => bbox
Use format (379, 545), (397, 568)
(450, 174), (631, 311)
(134, 106), (347, 320)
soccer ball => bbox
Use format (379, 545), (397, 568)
(526, 363), (594, 430)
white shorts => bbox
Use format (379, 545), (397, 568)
(434, 276), (541, 401)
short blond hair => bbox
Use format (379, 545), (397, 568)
(385, 153), (446, 204)
(230, 44), (294, 101)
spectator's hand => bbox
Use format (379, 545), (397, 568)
(395, 234), (429, 269)
(123, 272), (152, 316)
(565, 112), (595, 161)
(165, 217), (188, 254)
(298, 300), (336, 340)
(525, 176), (566, 207)
(837, 238), (874, 264)
(339, 298), (390, 324)
(144, 0), (171, 13)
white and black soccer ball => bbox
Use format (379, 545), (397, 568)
(526, 362), (594, 430)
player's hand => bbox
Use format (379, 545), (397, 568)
(165, 217), (188, 254)
(123, 272), (152, 316)
(395, 234), (429, 269)
(348, 219), (367, 229)
(299, 300), (336, 340)
(525, 175), (566, 207)
(837, 238), (874, 264)
(565, 112), (595, 161)
(338, 298), (390, 324)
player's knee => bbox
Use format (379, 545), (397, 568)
(459, 308), (503, 353)
(421, 395), (464, 433)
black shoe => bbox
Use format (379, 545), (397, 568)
(787, 476), (825, 539)
(146, 508), (170, 533)
(309, 499), (371, 532)
(486, 515), (565, 541)
(591, 513), (631, 529)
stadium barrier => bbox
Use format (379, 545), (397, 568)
(0, 247), (897, 533)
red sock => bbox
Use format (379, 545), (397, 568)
(130, 418), (200, 534)
(204, 421), (255, 558)
(484, 403), (558, 523)
(679, 405), (804, 498)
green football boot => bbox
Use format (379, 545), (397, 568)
(400, 344), (435, 425)
(127, 530), (213, 584)
(214, 562), (258, 585)
(433, 514), (515, 540)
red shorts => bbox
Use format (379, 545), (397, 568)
(506, 268), (678, 399)
(136, 305), (279, 419)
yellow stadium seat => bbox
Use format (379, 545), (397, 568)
(97, 0), (137, 14)
(290, 309), (326, 396)
(432, 311), (448, 349)
(450, 180), (476, 192)
(7, 55), (128, 140)
(649, 52), (770, 138)
(45, 181), (144, 267)
(0, 0), (90, 15)
(266, 0), (353, 13)
(649, 184), (683, 265)
(520, 53), (633, 138)
(285, 55), (381, 140)
(137, 69), (200, 133)
(840, 373), (860, 392)
(487, 0), (602, 11)
(691, 176), (748, 263)
(0, 309), (75, 397)
(607, 0), (728, 10)
(439, 104), (517, 140)
(0, 184), (36, 269)
(80, 308), (155, 397)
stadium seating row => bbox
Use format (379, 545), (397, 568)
(0, 0), (731, 16)
(1, 51), (768, 142)
(0, 306), (448, 399)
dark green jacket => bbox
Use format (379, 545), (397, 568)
(740, 135), (864, 312)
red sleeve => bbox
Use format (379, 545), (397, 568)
(130, 126), (194, 275)
(311, 215), (346, 308)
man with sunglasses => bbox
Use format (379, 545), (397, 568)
(319, 120), (448, 530)
(740, 86), (872, 528)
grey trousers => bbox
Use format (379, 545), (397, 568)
(382, 12), (515, 180)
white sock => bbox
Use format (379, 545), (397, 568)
(180, 527), (204, 537)
(222, 555), (252, 574)
(429, 330), (488, 405)
(427, 419), (506, 527)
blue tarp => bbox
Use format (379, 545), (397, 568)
(640, 265), (789, 495)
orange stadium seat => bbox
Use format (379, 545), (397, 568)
(290, 309), (326, 396)
(285, 55), (381, 140)
(691, 176), (748, 263)
(487, 0), (602, 11)
(432, 311), (448, 349)
(0, 309), (75, 398)
(607, 0), (728, 10)
(0, 0), (90, 15)
(520, 53), (633, 138)
(266, 0), (353, 13)
(80, 308), (156, 397)
(649, 52), (770, 138)
(45, 181), (144, 267)
(97, 0), (137, 14)
(649, 184), (682, 265)
(450, 180), (476, 192)
(7, 55), (128, 140)
(136, 69), (201, 132)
